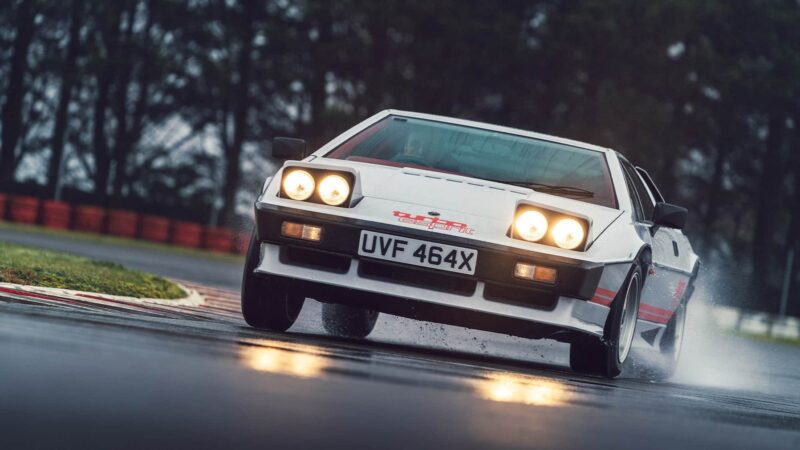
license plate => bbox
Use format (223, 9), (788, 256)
(357, 230), (477, 275)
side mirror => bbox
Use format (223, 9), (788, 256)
(653, 202), (688, 229)
(272, 137), (307, 160)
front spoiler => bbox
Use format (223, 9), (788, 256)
(252, 203), (613, 339)
(257, 243), (609, 340)
(254, 202), (604, 300)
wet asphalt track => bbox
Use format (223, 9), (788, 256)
(1, 227), (800, 450)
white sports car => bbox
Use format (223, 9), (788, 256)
(242, 110), (699, 378)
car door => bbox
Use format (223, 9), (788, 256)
(617, 157), (656, 291)
(636, 166), (697, 279)
(621, 161), (691, 327)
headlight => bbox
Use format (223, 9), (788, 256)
(282, 169), (315, 201)
(551, 218), (585, 250)
(515, 210), (548, 242)
(317, 174), (351, 206)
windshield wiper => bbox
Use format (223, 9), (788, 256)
(485, 179), (595, 198)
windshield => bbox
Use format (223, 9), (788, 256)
(326, 116), (617, 208)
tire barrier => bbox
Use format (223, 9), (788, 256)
(0, 193), (244, 255)
(72, 205), (106, 234)
(237, 231), (251, 255)
(41, 200), (72, 230)
(9, 196), (40, 224)
(106, 209), (139, 238)
(140, 215), (171, 242)
(172, 221), (203, 248)
(0, 193), (7, 220)
(205, 227), (235, 253)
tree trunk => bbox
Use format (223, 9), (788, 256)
(91, 4), (124, 204)
(109, 3), (136, 201)
(0, 0), (36, 185)
(219, 0), (255, 226)
(699, 138), (731, 253)
(92, 74), (113, 204)
(306, 6), (331, 148)
(111, 0), (155, 200)
(46, 0), (83, 199)
(752, 115), (785, 286)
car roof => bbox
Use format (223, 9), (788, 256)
(383, 109), (613, 154)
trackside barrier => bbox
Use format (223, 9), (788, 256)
(205, 227), (235, 253)
(710, 305), (800, 340)
(0, 193), (245, 255)
(237, 231), (251, 255)
(0, 193), (7, 221)
(73, 205), (105, 233)
(9, 196), (40, 224)
(140, 215), (171, 242)
(172, 221), (203, 248)
(42, 200), (71, 229)
(106, 209), (139, 238)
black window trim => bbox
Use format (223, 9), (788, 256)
(635, 166), (665, 204)
(619, 158), (651, 224)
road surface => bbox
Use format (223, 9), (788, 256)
(1, 227), (799, 449)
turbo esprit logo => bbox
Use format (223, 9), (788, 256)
(393, 211), (475, 235)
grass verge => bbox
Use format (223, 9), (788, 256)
(0, 221), (244, 264)
(0, 241), (186, 299)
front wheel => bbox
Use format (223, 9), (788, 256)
(321, 303), (379, 338)
(241, 231), (305, 331)
(570, 265), (642, 378)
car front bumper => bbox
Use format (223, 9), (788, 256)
(253, 202), (612, 340)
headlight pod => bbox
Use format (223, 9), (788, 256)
(282, 170), (315, 201)
(514, 210), (549, 242)
(551, 218), (585, 250)
(511, 207), (588, 251)
(279, 167), (355, 207)
(318, 174), (350, 206)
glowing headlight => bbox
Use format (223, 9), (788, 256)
(282, 170), (315, 201)
(515, 210), (549, 242)
(551, 218), (585, 250)
(318, 174), (351, 206)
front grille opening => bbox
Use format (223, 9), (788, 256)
(359, 260), (477, 296)
(484, 283), (558, 310)
(280, 246), (351, 273)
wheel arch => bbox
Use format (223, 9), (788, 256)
(636, 245), (653, 287)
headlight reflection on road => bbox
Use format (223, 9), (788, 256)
(239, 345), (329, 379)
(473, 374), (569, 407)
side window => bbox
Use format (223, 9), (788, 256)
(620, 163), (645, 221)
(621, 161), (655, 222)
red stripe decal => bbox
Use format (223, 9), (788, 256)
(639, 303), (673, 317)
(639, 311), (671, 324)
(591, 296), (613, 306)
(595, 288), (617, 298)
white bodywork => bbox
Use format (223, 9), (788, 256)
(255, 110), (699, 346)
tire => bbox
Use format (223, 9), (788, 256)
(241, 230), (305, 331)
(570, 264), (642, 378)
(643, 302), (687, 380)
(321, 303), (379, 338)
